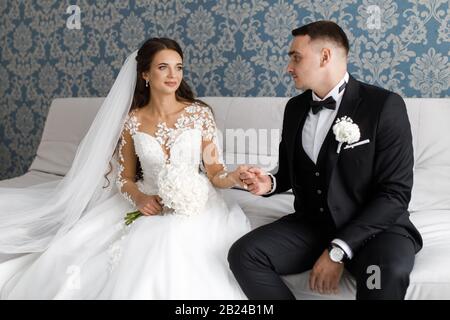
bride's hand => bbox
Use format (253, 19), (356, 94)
(136, 194), (163, 216)
(228, 165), (249, 189)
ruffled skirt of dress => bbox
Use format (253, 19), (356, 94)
(0, 185), (250, 300)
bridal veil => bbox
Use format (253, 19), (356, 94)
(0, 51), (138, 253)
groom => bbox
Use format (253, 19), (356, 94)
(228, 20), (423, 300)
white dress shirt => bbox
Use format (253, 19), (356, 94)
(303, 72), (349, 163)
(267, 72), (354, 259)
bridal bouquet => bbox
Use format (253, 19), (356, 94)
(157, 163), (209, 216)
(124, 163), (209, 225)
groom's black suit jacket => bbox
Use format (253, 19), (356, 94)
(267, 75), (423, 254)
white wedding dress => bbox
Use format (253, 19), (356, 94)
(0, 102), (251, 300)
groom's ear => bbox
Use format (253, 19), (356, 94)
(319, 47), (332, 67)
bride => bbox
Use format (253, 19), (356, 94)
(0, 38), (251, 299)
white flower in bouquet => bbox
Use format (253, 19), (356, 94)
(157, 163), (209, 217)
(332, 116), (360, 153)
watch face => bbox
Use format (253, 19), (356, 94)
(330, 247), (344, 262)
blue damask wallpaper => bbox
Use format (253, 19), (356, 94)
(0, 0), (449, 180)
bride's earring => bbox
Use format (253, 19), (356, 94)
(145, 80), (149, 87)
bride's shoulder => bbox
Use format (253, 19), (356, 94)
(123, 108), (142, 135)
(185, 101), (214, 119)
(127, 108), (141, 119)
(183, 101), (217, 140)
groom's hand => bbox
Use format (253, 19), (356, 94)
(239, 167), (272, 195)
(309, 249), (344, 295)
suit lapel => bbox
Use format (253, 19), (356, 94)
(290, 92), (312, 168)
(317, 75), (362, 184)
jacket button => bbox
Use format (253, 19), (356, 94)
(315, 172), (320, 177)
(319, 207), (324, 212)
(317, 189), (322, 195)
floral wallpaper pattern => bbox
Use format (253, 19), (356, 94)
(0, 0), (449, 179)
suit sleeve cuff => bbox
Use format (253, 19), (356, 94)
(332, 238), (353, 260)
(264, 173), (277, 195)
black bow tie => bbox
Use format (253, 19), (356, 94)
(310, 96), (336, 115)
(309, 81), (347, 115)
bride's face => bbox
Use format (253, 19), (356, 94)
(144, 49), (183, 95)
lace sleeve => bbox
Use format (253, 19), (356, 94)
(199, 106), (228, 177)
(200, 106), (217, 142)
(116, 112), (141, 207)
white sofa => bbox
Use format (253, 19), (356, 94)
(1, 96), (450, 300)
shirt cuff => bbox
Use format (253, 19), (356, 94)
(264, 173), (277, 195)
(331, 238), (353, 260)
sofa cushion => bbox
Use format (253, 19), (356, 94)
(203, 97), (287, 173)
(221, 188), (294, 229)
(404, 99), (450, 212)
(29, 98), (104, 176)
(0, 171), (61, 188)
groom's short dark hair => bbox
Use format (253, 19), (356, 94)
(292, 20), (349, 55)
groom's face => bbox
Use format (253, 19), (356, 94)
(287, 35), (321, 91)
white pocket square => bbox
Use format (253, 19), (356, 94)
(343, 139), (370, 150)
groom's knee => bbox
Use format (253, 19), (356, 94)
(228, 234), (255, 272)
(228, 237), (245, 271)
(228, 232), (271, 273)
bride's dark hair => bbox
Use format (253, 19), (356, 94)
(104, 38), (209, 187)
(131, 37), (207, 111)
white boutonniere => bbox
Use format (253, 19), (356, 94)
(332, 116), (361, 154)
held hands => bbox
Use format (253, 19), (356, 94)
(239, 167), (272, 195)
(227, 165), (251, 189)
(309, 249), (344, 295)
(136, 194), (164, 216)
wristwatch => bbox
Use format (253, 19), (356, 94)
(328, 244), (346, 264)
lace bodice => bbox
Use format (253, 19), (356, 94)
(115, 102), (225, 207)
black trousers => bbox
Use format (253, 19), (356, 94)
(228, 213), (416, 300)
